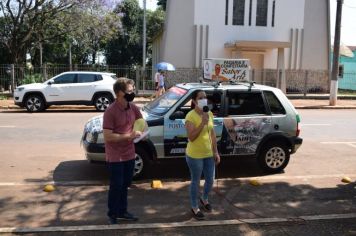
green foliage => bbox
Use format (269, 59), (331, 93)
(105, 0), (165, 66)
(105, 0), (143, 66)
(0, 18), (11, 64)
(20, 74), (44, 85)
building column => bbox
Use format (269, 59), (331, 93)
(277, 47), (286, 93)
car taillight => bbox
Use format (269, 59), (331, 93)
(296, 114), (301, 136)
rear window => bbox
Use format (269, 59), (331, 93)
(228, 92), (267, 115)
(77, 74), (97, 83)
(264, 91), (286, 115)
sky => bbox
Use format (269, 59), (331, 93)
(330, 0), (356, 46)
(140, 0), (356, 46)
(138, 0), (158, 10)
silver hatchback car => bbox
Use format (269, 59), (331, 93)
(81, 82), (302, 178)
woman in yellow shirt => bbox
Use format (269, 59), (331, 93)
(185, 89), (220, 220)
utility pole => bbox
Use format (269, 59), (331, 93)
(69, 43), (72, 71)
(330, 0), (343, 106)
(39, 42), (43, 67)
(142, 0), (147, 91)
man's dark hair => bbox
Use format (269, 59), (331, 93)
(113, 77), (135, 95)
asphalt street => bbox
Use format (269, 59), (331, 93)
(0, 109), (355, 235)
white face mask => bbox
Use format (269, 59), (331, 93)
(197, 99), (208, 109)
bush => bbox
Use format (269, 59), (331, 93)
(20, 74), (44, 85)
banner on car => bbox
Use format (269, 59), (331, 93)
(203, 58), (250, 82)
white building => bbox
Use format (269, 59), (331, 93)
(152, 0), (331, 91)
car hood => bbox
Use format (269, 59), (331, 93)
(17, 83), (46, 90)
(84, 109), (162, 134)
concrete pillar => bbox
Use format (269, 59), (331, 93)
(277, 48), (286, 93)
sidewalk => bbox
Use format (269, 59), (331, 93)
(0, 175), (355, 233)
(1, 96), (356, 110)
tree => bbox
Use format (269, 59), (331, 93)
(157, 0), (166, 11)
(0, 0), (89, 64)
(105, 0), (165, 66)
(69, 1), (120, 64)
(0, 17), (11, 64)
(105, 0), (143, 66)
(146, 7), (165, 66)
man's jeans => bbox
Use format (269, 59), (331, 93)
(107, 159), (135, 218)
(185, 156), (215, 209)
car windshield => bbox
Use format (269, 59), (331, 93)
(144, 86), (188, 115)
(110, 75), (118, 80)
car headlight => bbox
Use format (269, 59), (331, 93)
(85, 132), (97, 143)
(15, 87), (24, 92)
(97, 132), (104, 144)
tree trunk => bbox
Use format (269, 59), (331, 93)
(92, 51), (96, 64)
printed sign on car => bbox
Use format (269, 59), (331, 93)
(203, 58), (250, 82)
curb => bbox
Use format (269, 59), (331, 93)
(2, 105), (356, 111)
(1, 101), (356, 110)
(0, 213), (356, 233)
(294, 106), (356, 109)
(0, 101), (148, 111)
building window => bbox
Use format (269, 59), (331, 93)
(256, 0), (268, 26)
(225, 0), (229, 25)
(249, 0), (252, 26)
(233, 0), (245, 25)
(272, 0), (275, 27)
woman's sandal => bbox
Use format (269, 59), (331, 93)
(191, 209), (205, 220)
(200, 198), (212, 212)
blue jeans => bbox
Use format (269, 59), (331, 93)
(185, 156), (215, 209)
(107, 159), (135, 218)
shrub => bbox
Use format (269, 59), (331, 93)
(20, 74), (44, 85)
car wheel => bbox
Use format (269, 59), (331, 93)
(258, 141), (290, 173)
(24, 94), (45, 112)
(94, 94), (112, 111)
(133, 145), (151, 179)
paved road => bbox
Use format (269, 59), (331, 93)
(0, 109), (355, 235)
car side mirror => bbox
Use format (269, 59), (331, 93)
(169, 111), (185, 120)
(47, 79), (54, 85)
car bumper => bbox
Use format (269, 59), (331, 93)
(291, 136), (303, 154)
(82, 140), (105, 162)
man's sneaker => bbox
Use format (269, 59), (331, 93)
(191, 209), (205, 220)
(117, 212), (138, 221)
(108, 217), (118, 224)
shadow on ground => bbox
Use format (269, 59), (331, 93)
(0, 158), (354, 230)
(46, 157), (268, 183)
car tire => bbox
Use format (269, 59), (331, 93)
(133, 145), (152, 179)
(24, 94), (45, 112)
(94, 94), (113, 111)
(258, 141), (290, 173)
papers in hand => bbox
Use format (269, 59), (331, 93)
(133, 130), (149, 143)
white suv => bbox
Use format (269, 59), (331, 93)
(14, 71), (117, 112)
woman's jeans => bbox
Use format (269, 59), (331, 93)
(107, 159), (135, 218)
(185, 156), (215, 209)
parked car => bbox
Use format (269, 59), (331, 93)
(81, 81), (303, 179)
(14, 71), (117, 112)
